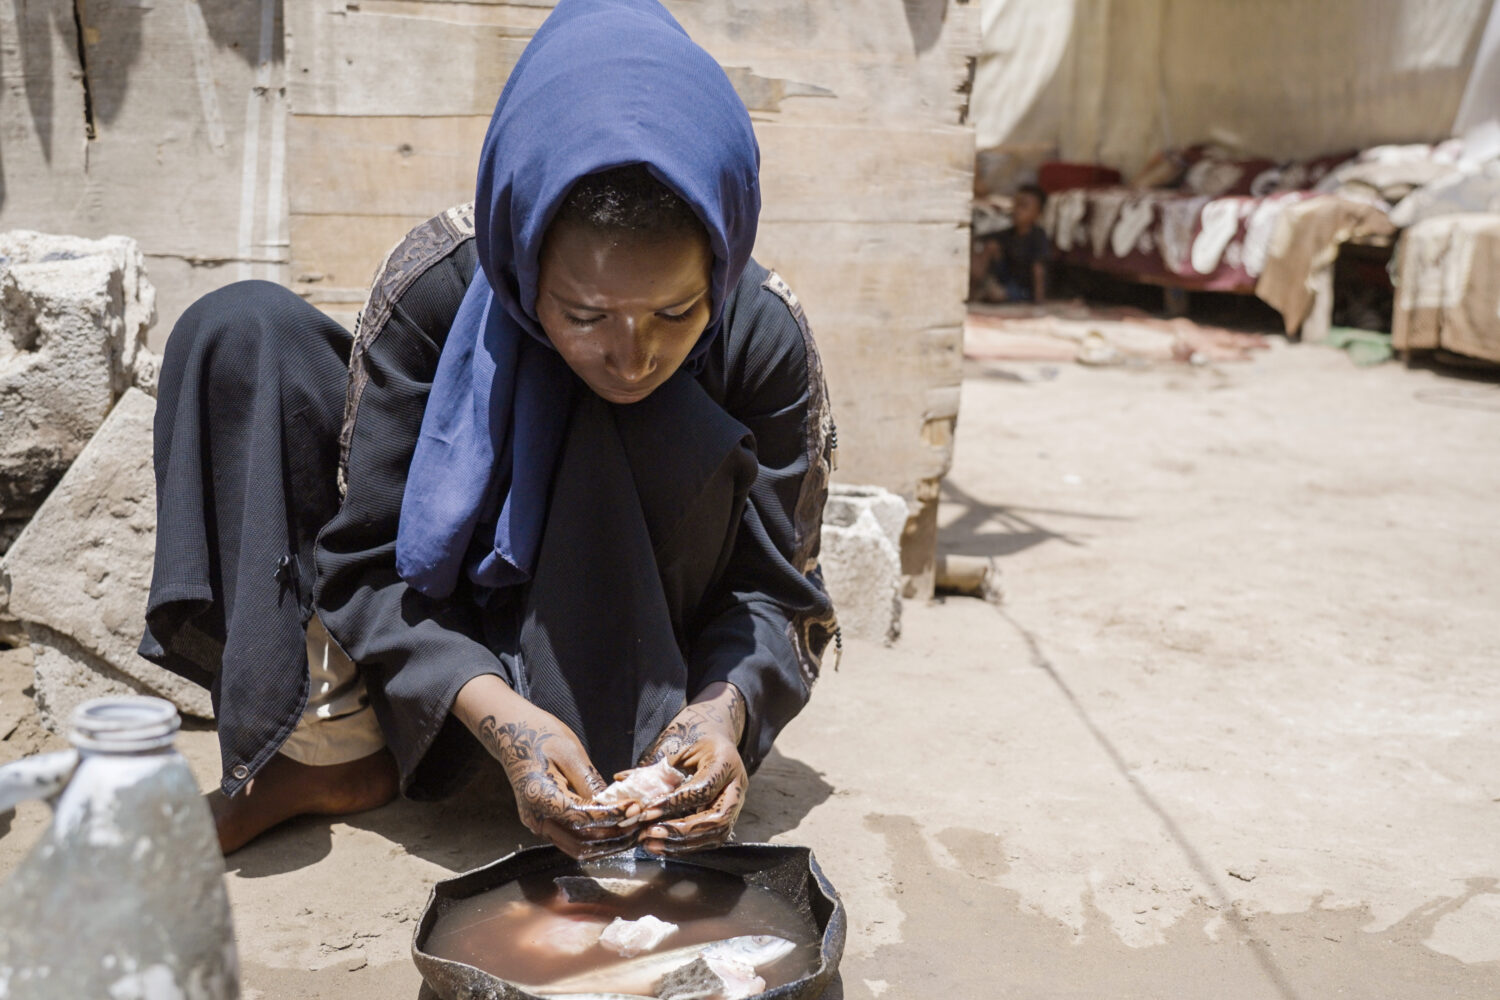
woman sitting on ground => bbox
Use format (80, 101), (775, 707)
(139, 0), (837, 858)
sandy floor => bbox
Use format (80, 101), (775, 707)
(2, 332), (1498, 998)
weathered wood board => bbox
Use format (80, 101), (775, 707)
(0, 0), (290, 350)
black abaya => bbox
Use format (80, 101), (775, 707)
(141, 207), (837, 798)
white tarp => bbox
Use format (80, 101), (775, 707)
(1454, 0), (1500, 134)
(974, 0), (1497, 175)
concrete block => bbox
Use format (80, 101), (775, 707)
(827, 484), (909, 553)
(27, 624), (168, 734)
(1, 388), (211, 726)
(0, 231), (159, 518)
(820, 484), (906, 645)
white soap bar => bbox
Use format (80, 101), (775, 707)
(597, 914), (679, 958)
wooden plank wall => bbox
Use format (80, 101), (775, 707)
(0, 0), (290, 351)
(686, 1), (978, 591)
(286, 0), (977, 590)
(0, 0), (974, 585)
(283, 1), (542, 317)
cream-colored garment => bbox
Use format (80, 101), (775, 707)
(277, 614), (386, 766)
(1392, 212), (1500, 364)
(1254, 195), (1395, 335)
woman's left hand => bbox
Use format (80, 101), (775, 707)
(633, 681), (748, 855)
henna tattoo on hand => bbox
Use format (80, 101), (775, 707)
(477, 715), (624, 841)
(638, 685), (747, 767)
(633, 685), (749, 852)
(479, 717), (552, 766)
(649, 780), (744, 854)
(664, 759), (734, 814)
(639, 716), (703, 767)
(478, 716), (562, 832)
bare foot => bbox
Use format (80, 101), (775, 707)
(207, 748), (400, 856)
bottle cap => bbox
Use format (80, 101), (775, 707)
(70, 697), (182, 753)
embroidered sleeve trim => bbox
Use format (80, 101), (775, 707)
(337, 203), (476, 497)
(760, 270), (839, 686)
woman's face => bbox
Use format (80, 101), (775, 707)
(536, 220), (714, 405)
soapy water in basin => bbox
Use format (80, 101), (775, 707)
(422, 859), (820, 995)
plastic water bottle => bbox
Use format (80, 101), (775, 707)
(0, 696), (239, 998)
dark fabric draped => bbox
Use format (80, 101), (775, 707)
(138, 281), (351, 794)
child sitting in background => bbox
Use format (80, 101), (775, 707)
(983, 184), (1051, 303)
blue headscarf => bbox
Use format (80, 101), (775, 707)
(395, 0), (761, 599)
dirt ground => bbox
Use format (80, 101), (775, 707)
(3, 322), (1499, 998)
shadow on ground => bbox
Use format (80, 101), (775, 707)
(225, 747), (832, 880)
(1405, 352), (1500, 387)
(938, 480), (1130, 560)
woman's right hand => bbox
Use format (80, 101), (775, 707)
(455, 675), (637, 860)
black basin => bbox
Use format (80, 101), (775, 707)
(413, 843), (846, 1000)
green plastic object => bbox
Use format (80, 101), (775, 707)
(1325, 327), (1395, 367)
